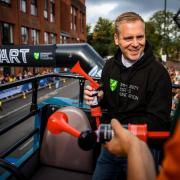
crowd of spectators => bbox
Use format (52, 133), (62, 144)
(0, 68), (57, 84)
(165, 63), (180, 116)
(0, 68), (55, 101)
(0, 69), (33, 84)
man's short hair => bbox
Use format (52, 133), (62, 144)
(115, 12), (145, 34)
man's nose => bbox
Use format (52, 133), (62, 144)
(132, 38), (139, 47)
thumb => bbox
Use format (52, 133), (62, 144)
(86, 85), (93, 91)
(111, 119), (123, 135)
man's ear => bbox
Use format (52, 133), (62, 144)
(114, 33), (119, 46)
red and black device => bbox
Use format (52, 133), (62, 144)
(70, 61), (102, 128)
(47, 111), (170, 151)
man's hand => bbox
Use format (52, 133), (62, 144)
(84, 85), (104, 105)
(104, 119), (140, 156)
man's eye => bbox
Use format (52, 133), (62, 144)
(137, 35), (144, 39)
(124, 37), (132, 41)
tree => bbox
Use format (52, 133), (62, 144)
(86, 24), (93, 45)
(90, 17), (115, 57)
(148, 10), (180, 60)
(145, 22), (162, 58)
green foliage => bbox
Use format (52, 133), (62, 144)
(148, 10), (180, 59)
(87, 17), (116, 57)
(86, 24), (93, 45)
(145, 22), (163, 58)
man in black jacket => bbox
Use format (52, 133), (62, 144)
(84, 12), (172, 180)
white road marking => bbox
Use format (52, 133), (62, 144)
(0, 80), (78, 119)
(0, 103), (31, 119)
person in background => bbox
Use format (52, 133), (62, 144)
(9, 74), (16, 83)
(0, 100), (3, 111)
(165, 64), (180, 117)
(0, 72), (4, 84)
(16, 72), (23, 81)
(84, 12), (172, 180)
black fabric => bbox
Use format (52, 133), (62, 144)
(30, 166), (92, 180)
(100, 42), (172, 131)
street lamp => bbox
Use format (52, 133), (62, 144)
(173, 9), (180, 28)
(162, 0), (167, 62)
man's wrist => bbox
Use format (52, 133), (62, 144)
(126, 136), (144, 155)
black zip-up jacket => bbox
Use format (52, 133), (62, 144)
(100, 42), (172, 131)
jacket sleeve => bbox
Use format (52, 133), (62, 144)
(131, 67), (172, 131)
(146, 67), (172, 130)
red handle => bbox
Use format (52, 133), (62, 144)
(128, 124), (170, 142)
(148, 131), (170, 139)
(128, 124), (148, 142)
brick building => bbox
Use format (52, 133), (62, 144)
(0, 0), (86, 75)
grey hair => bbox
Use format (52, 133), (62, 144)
(115, 12), (145, 35)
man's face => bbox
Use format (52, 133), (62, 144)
(114, 20), (145, 61)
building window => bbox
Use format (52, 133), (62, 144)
(70, 7), (72, 30)
(60, 35), (62, 43)
(21, 27), (28, 44)
(20, 0), (26, 13)
(31, 0), (37, 16)
(44, 32), (49, 44)
(50, 0), (55, 22)
(71, 6), (77, 31)
(50, 33), (56, 44)
(2, 23), (13, 44)
(80, 12), (85, 34)
(63, 36), (67, 44)
(44, 0), (48, 19)
(60, 35), (67, 44)
(74, 9), (77, 31)
(0, 0), (11, 6)
(31, 29), (39, 45)
(70, 22), (72, 30)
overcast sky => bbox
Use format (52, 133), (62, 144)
(86, 0), (180, 29)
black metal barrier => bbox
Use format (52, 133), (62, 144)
(0, 129), (39, 159)
(0, 73), (99, 159)
(0, 73), (100, 110)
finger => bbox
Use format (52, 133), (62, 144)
(85, 85), (93, 91)
(84, 89), (92, 96)
(111, 119), (135, 141)
(111, 119), (123, 134)
(111, 119), (122, 129)
(85, 100), (91, 106)
(84, 94), (94, 101)
(97, 90), (104, 98)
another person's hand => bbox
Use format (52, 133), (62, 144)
(84, 85), (104, 105)
(104, 119), (140, 156)
(105, 119), (156, 180)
